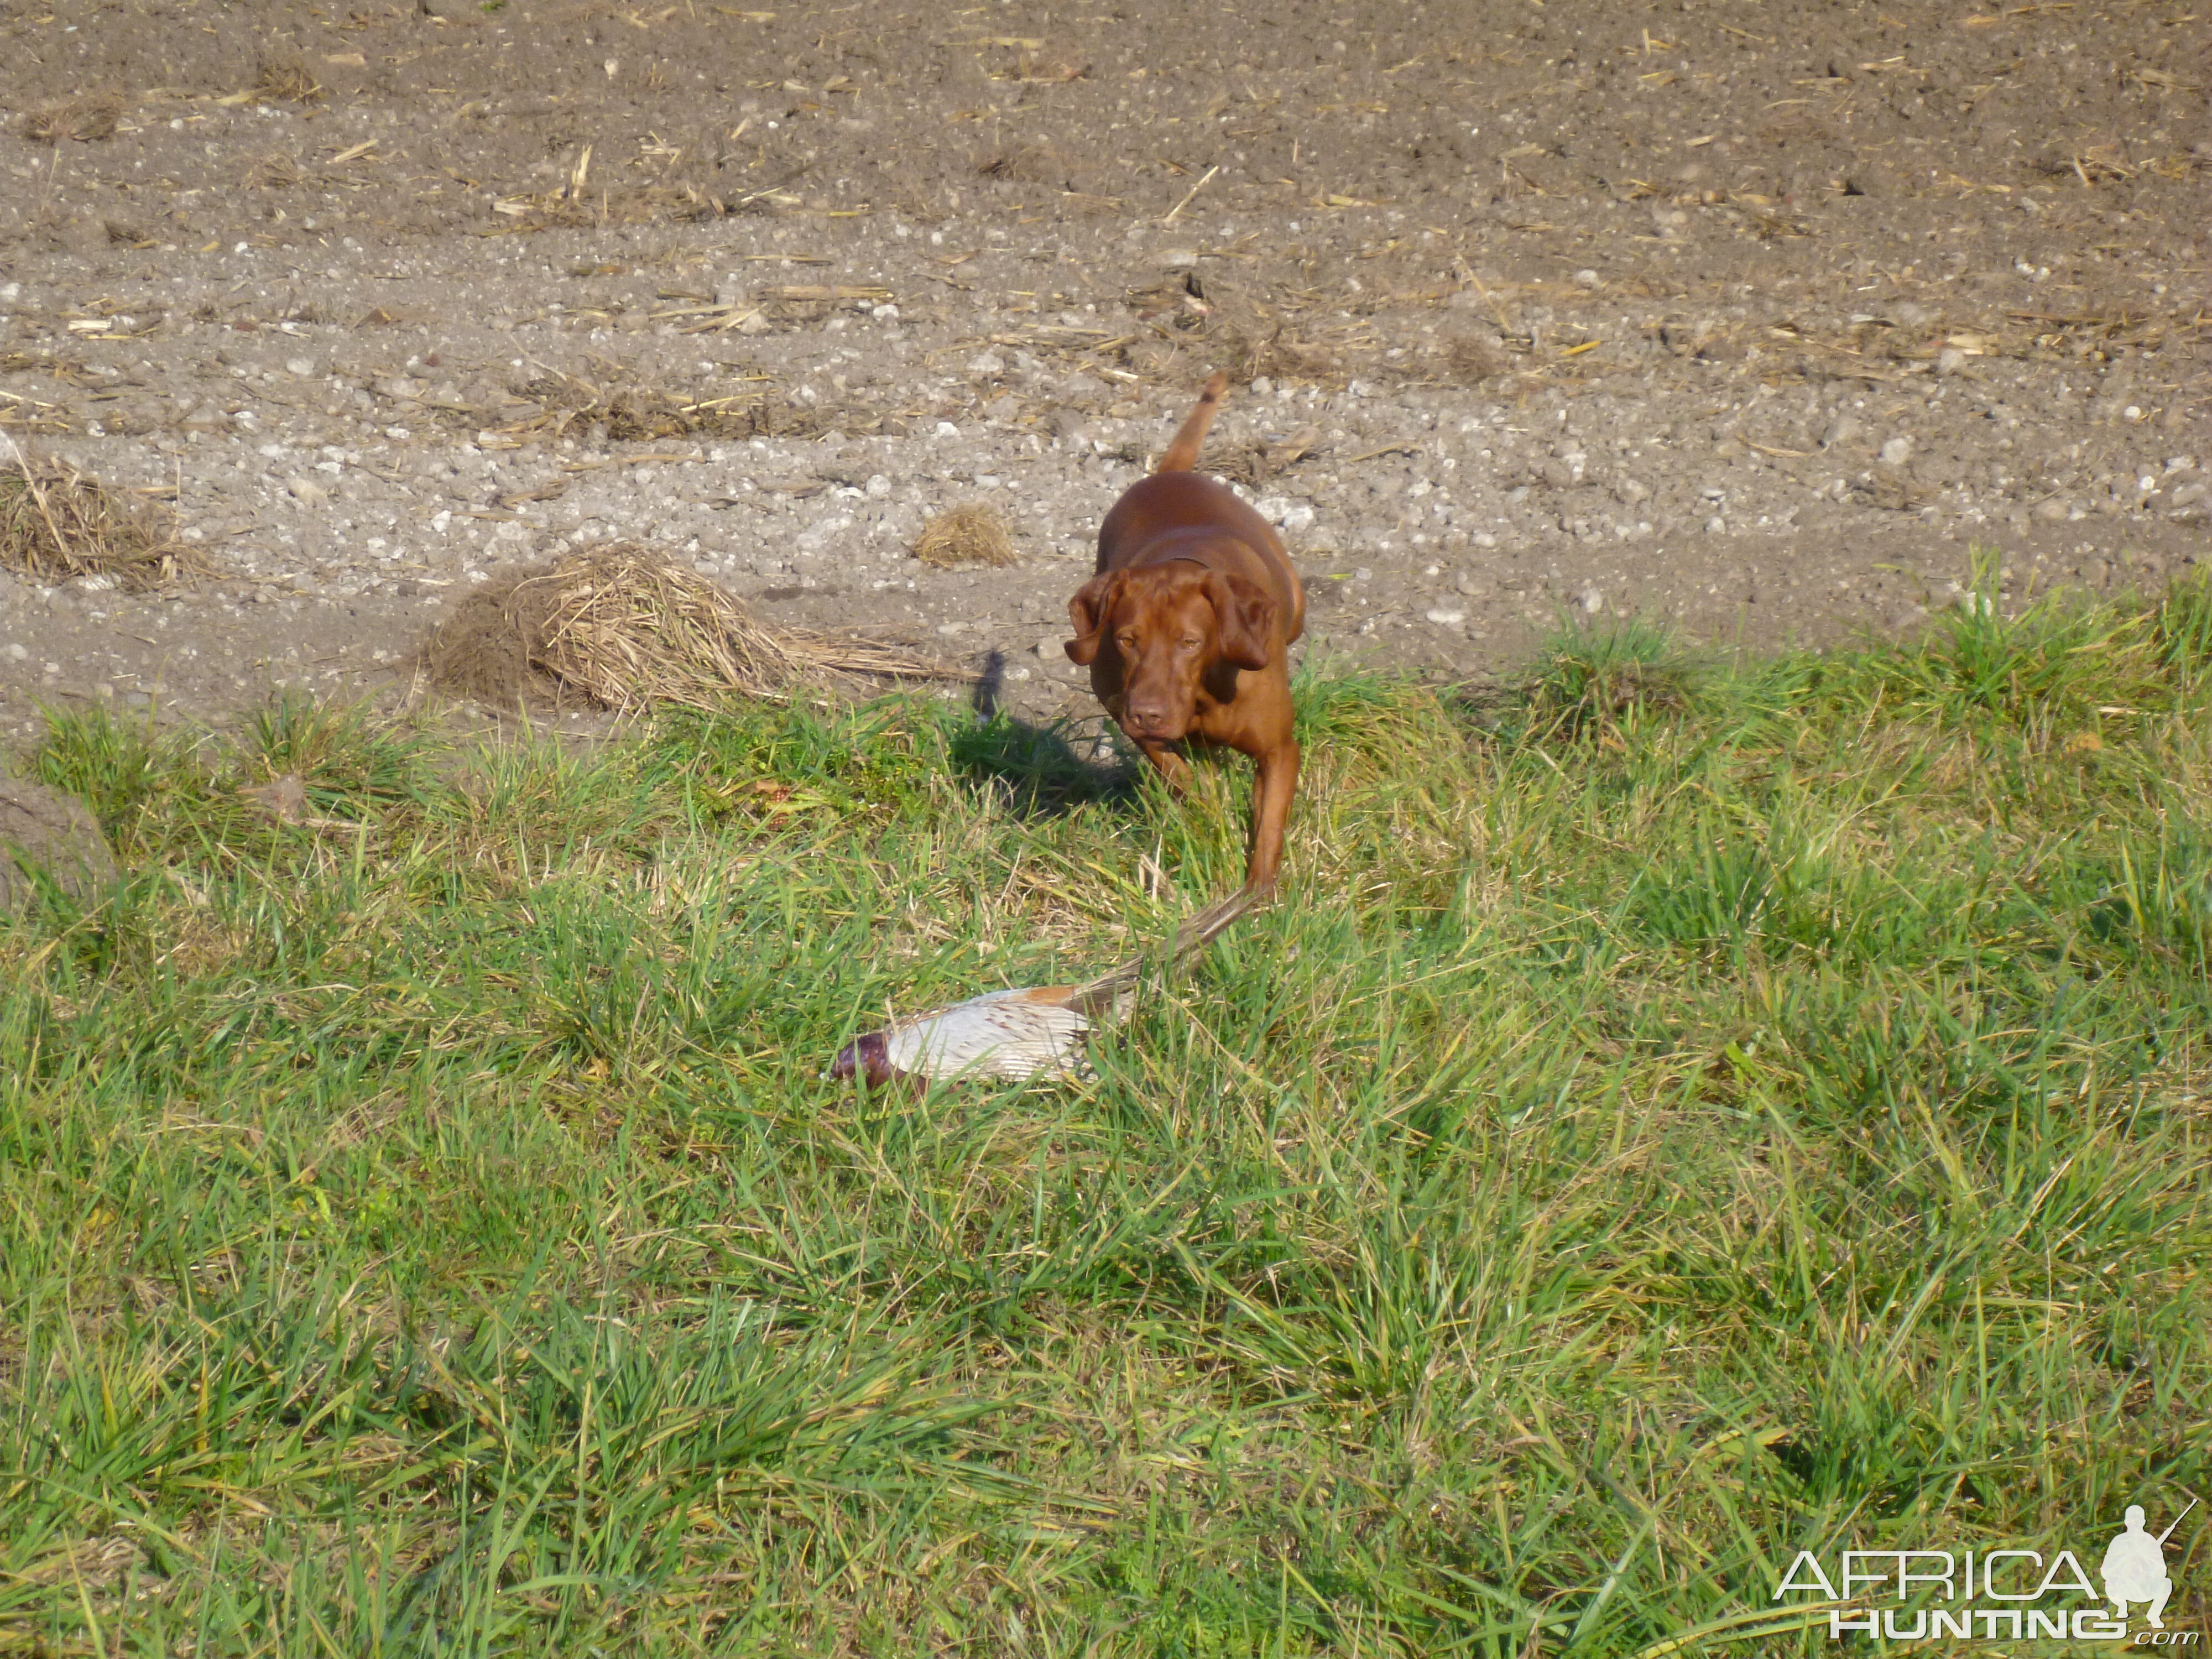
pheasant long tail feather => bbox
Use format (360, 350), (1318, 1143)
(1063, 887), (1256, 1018)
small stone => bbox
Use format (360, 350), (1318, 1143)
(285, 357), (318, 378)
(865, 473), (891, 498)
(2080, 557), (2110, 586)
(287, 476), (327, 506)
(1936, 347), (1966, 376)
(2033, 498), (2070, 522)
(1454, 571), (1481, 595)
(4, 643), (25, 662)
(1879, 436), (1914, 467)
(737, 311), (770, 335)
(1704, 514), (1728, 535)
(1894, 301), (1932, 329)
(1425, 607), (1467, 626)
(1573, 268), (1600, 288)
(1578, 586), (1604, 614)
(1157, 246), (1199, 269)
(2124, 405), (2144, 422)
(966, 351), (1006, 376)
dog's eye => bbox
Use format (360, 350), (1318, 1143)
(1180, 637), (1201, 651)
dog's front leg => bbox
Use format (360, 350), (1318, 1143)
(1134, 738), (1194, 796)
(1244, 738), (1300, 894)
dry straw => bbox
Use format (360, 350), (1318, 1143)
(420, 542), (963, 713)
(252, 55), (324, 105)
(16, 92), (123, 145)
(0, 449), (201, 590)
(914, 503), (1018, 570)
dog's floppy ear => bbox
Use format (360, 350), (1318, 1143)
(1204, 571), (1277, 671)
(1065, 573), (1123, 665)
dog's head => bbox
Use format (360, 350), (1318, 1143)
(1065, 564), (1276, 742)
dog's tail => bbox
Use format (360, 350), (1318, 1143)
(1155, 371), (1230, 473)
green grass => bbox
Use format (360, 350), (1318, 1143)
(4, 570), (2210, 1655)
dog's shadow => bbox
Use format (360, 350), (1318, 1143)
(951, 649), (1253, 827)
(950, 649), (1138, 820)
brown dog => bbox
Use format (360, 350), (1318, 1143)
(1066, 374), (1305, 893)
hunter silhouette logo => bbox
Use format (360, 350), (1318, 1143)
(1770, 1499), (2199, 1644)
(2105, 1501), (2195, 1630)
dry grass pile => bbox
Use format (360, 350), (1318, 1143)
(502, 368), (823, 443)
(1210, 421), (1323, 491)
(1123, 270), (1289, 382)
(1443, 332), (1515, 384)
(972, 144), (1119, 211)
(242, 151), (305, 191)
(0, 453), (201, 590)
(914, 503), (1018, 570)
(975, 144), (1081, 189)
(487, 180), (792, 234)
(253, 55), (324, 103)
(419, 542), (962, 713)
(17, 92), (122, 145)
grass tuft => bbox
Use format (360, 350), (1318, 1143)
(1520, 614), (1702, 742)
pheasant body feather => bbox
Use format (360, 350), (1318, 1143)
(829, 890), (1251, 1087)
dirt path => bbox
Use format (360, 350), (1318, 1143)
(1, 0), (2205, 741)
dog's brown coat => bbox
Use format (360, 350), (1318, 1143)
(1066, 375), (1305, 892)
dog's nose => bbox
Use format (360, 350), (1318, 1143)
(1124, 701), (1173, 736)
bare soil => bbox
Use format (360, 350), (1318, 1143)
(1, 0), (2206, 745)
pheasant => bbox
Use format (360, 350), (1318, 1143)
(828, 888), (1254, 1088)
